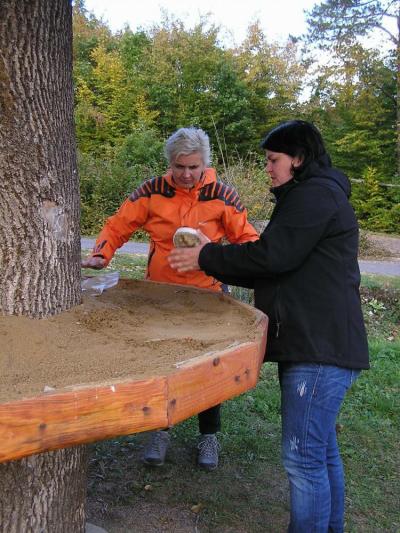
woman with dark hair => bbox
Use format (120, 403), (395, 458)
(169, 120), (369, 532)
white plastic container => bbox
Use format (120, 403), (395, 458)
(173, 227), (201, 248)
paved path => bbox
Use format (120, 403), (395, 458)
(81, 238), (149, 255)
(358, 259), (400, 276)
(81, 239), (400, 276)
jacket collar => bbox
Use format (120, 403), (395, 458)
(270, 162), (352, 202)
(270, 177), (297, 201)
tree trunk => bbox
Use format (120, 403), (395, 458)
(0, 0), (81, 317)
(397, 9), (400, 178)
(0, 447), (88, 533)
(0, 2), (87, 531)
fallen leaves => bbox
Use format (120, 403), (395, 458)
(191, 503), (204, 514)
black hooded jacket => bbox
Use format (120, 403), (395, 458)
(199, 163), (369, 369)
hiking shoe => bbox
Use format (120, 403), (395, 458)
(197, 434), (220, 470)
(143, 430), (170, 466)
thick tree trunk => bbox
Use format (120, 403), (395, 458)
(0, 447), (88, 533)
(397, 10), (400, 178)
(0, 2), (87, 531)
(0, 0), (81, 317)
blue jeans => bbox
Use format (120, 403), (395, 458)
(278, 363), (360, 533)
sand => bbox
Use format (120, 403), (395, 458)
(0, 279), (256, 403)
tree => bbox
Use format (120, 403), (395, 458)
(351, 166), (391, 229)
(305, 44), (396, 179)
(139, 16), (257, 155)
(305, 0), (400, 176)
(237, 21), (306, 139)
(72, 2), (120, 155)
(0, 1), (87, 530)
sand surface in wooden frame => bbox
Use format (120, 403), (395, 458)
(0, 279), (257, 403)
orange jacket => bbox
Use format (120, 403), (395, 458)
(92, 168), (258, 291)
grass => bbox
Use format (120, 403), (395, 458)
(85, 254), (399, 532)
(81, 251), (148, 282)
(361, 274), (400, 341)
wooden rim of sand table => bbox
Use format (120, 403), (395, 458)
(0, 279), (268, 464)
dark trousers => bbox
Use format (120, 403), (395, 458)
(198, 404), (221, 434)
(195, 285), (227, 435)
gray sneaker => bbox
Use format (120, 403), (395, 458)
(197, 434), (220, 470)
(143, 430), (170, 466)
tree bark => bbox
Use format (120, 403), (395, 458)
(396, 8), (400, 178)
(0, 447), (88, 533)
(0, 2), (87, 531)
(0, 0), (81, 317)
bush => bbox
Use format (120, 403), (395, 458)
(80, 147), (399, 238)
(218, 154), (274, 222)
(351, 166), (400, 234)
(79, 126), (165, 235)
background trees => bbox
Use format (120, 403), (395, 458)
(304, 0), (399, 232)
(73, 1), (399, 235)
(305, 0), (399, 171)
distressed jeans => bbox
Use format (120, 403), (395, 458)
(278, 363), (360, 533)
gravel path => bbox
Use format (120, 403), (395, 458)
(366, 233), (400, 256)
(81, 238), (400, 276)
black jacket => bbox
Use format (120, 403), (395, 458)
(199, 164), (369, 369)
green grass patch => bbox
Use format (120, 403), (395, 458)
(82, 251), (147, 281)
(360, 275), (400, 342)
(338, 339), (400, 531)
(361, 273), (400, 291)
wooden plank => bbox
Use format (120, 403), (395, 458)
(167, 314), (268, 425)
(0, 377), (167, 463)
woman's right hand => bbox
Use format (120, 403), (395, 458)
(81, 256), (106, 269)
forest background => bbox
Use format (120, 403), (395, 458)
(73, 0), (400, 236)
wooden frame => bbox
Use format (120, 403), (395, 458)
(0, 290), (268, 464)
